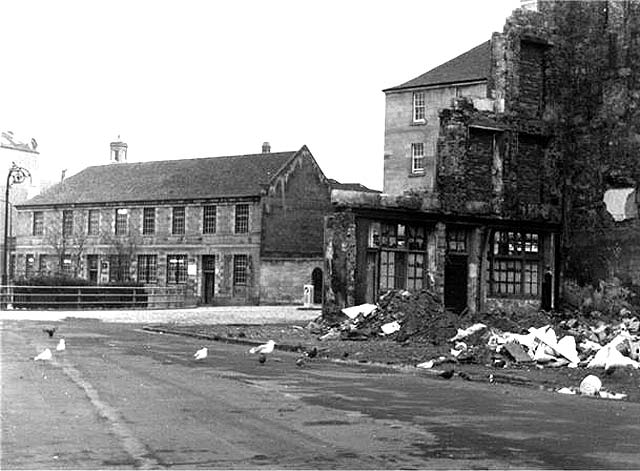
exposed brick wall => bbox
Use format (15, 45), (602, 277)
(261, 149), (332, 258)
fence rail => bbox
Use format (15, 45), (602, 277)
(0, 285), (190, 310)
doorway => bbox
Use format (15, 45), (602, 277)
(312, 267), (323, 304)
(202, 255), (215, 304)
(444, 253), (468, 314)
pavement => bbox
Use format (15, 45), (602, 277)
(0, 305), (321, 325)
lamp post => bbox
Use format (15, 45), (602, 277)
(2, 163), (31, 300)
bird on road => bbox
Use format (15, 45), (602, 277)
(194, 347), (208, 360)
(438, 368), (454, 379)
(304, 346), (318, 359)
(42, 327), (56, 338)
(258, 353), (267, 364)
(34, 348), (52, 361)
(249, 340), (275, 355)
(56, 339), (66, 351)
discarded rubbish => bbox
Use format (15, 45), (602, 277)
(503, 342), (533, 363)
(381, 321), (401, 335)
(598, 391), (627, 400)
(579, 375), (602, 396)
(417, 360), (434, 369)
(450, 323), (487, 342)
(341, 303), (377, 320)
(319, 329), (341, 341)
(557, 387), (577, 395)
(587, 344), (640, 369)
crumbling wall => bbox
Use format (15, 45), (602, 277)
(323, 211), (357, 314)
(537, 0), (640, 293)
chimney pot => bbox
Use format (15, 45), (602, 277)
(262, 142), (271, 153)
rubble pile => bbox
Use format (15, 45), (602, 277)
(315, 289), (640, 374)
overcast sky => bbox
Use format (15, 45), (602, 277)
(1, 0), (521, 191)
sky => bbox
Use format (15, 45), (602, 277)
(1, 0), (521, 192)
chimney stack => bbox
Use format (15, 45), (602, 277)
(110, 136), (128, 163)
(262, 142), (271, 153)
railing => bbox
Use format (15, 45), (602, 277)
(0, 284), (191, 310)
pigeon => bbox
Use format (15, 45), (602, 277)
(34, 348), (52, 361)
(249, 340), (275, 355)
(194, 347), (208, 360)
(438, 368), (454, 379)
(56, 339), (66, 351)
(42, 327), (56, 338)
(304, 346), (318, 359)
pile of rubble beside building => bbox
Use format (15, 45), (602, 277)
(314, 289), (640, 373)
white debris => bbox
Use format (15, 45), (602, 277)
(579, 375), (602, 396)
(557, 387), (577, 395)
(416, 360), (435, 369)
(599, 391), (627, 400)
(341, 303), (377, 320)
(380, 321), (401, 335)
(587, 345), (640, 369)
(449, 323), (487, 342)
(34, 348), (52, 361)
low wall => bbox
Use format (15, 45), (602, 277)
(259, 258), (323, 305)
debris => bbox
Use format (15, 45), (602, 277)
(579, 375), (602, 396)
(34, 348), (52, 361)
(557, 387), (577, 395)
(319, 329), (341, 341)
(450, 323), (487, 342)
(587, 345), (640, 369)
(503, 342), (533, 363)
(381, 321), (401, 335)
(598, 391), (627, 400)
(341, 303), (377, 320)
(56, 339), (66, 352)
(194, 347), (208, 360)
(416, 360), (435, 369)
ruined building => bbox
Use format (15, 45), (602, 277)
(324, 0), (640, 315)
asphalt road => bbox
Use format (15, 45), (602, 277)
(2, 317), (640, 469)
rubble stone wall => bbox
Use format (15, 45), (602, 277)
(323, 211), (357, 314)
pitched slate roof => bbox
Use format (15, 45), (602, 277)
(328, 179), (381, 193)
(384, 40), (491, 92)
(22, 149), (302, 207)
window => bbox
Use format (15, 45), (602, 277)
(411, 143), (425, 174)
(167, 255), (187, 284)
(447, 229), (467, 253)
(109, 255), (130, 282)
(87, 210), (100, 236)
(38, 254), (48, 275)
(137, 254), (158, 283)
(235, 204), (249, 233)
(203, 205), (217, 234)
(233, 254), (248, 285)
(377, 222), (427, 292)
(25, 254), (35, 278)
(32, 212), (44, 236)
(490, 230), (540, 297)
(143, 208), (155, 235)
(62, 255), (73, 275)
(413, 91), (426, 123)
(87, 255), (98, 283)
(62, 210), (73, 237)
(172, 207), (185, 235)
(115, 208), (128, 235)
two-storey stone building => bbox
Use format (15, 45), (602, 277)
(14, 143), (334, 305)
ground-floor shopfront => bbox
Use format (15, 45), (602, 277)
(324, 208), (559, 315)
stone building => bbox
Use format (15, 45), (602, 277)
(13, 143), (336, 305)
(324, 0), (640, 315)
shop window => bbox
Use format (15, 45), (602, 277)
(490, 230), (540, 297)
(167, 254), (187, 284)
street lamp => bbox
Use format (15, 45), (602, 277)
(2, 162), (31, 292)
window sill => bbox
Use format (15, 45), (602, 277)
(411, 120), (427, 126)
(408, 172), (426, 178)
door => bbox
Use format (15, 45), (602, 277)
(202, 255), (215, 304)
(87, 255), (98, 284)
(312, 268), (323, 304)
(444, 253), (468, 314)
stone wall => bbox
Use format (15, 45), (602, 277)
(259, 258), (323, 305)
(323, 211), (357, 314)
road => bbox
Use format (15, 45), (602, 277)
(2, 316), (640, 469)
